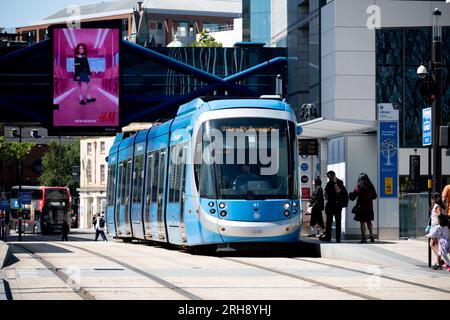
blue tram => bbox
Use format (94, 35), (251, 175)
(106, 97), (303, 247)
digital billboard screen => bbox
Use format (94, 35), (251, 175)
(52, 28), (120, 130)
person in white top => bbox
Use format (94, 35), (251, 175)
(427, 214), (450, 272)
(429, 193), (446, 270)
(95, 213), (108, 242)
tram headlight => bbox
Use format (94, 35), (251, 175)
(284, 210), (290, 217)
(284, 203), (290, 210)
(220, 211), (227, 217)
(208, 202), (215, 208)
(293, 202), (298, 208)
(219, 203), (226, 209)
(293, 209), (298, 215)
(210, 209), (216, 214)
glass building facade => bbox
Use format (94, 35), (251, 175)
(376, 27), (450, 148)
(242, 0), (271, 46)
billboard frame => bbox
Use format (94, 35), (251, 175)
(48, 20), (122, 136)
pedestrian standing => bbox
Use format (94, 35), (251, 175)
(442, 183), (450, 217)
(308, 178), (325, 237)
(95, 213), (108, 242)
(92, 213), (98, 230)
(320, 171), (348, 243)
(428, 193), (446, 270)
(61, 218), (70, 242)
(426, 214), (450, 272)
(349, 173), (378, 243)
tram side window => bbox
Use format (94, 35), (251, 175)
(120, 161), (128, 204)
(168, 146), (177, 203)
(158, 151), (167, 198)
(151, 151), (160, 202)
(146, 154), (154, 203)
(125, 160), (132, 204)
(179, 145), (188, 202)
(174, 145), (185, 202)
(107, 165), (116, 206)
(133, 155), (144, 204)
(117, 163), (124, 204)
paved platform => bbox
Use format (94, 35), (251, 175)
(0, 241), (10, 300)
(301, 237), (431, 268)
(1, 233), (448, 300)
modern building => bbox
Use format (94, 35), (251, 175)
(246, 0), (450, 239)
(15, 0), (242, 47)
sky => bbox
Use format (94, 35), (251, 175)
(0, 0), (109, 30)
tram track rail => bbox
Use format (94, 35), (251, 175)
(222, 257), (380, 300)
(292, 257), (450, 295)
(30, 234), (450, 299)
(7, 243), (96, 300)
(48, 240), (203, 301)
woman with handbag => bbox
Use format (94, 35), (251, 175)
(349, 173), (377, 243)
(428, 193), (446, 270)
(308, 178), (325, 237)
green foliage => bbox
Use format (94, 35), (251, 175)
(39, 139), (80, 194)
(190, 31), (222, 48)
(0, 136), (35, 161)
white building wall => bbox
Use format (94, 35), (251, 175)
(207, 18), (243, 47)
(78, 137), (115, 229)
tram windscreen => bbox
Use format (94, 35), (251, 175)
(194, 118), (297, 200)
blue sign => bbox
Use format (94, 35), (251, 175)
(301, 163), (309, 172)
(19, 192), (32, 205)
(380, 121), (398, 198)
(0, 199), (9, 211)
(423, 107), (432, 146)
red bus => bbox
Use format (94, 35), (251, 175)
(10, 186), (71, 234)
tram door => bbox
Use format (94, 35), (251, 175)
(167, 144), (188, 243)
(116, 159), (132, 237)
(156, 150), (167, 241)
(148, 150), (167, 242)
(144, 153), (155, 240)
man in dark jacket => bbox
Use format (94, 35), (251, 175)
(320, 171), (346, 243)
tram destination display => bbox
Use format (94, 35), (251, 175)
(298, 139), (319, 156)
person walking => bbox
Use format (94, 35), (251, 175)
(442, 183), (450, 217)
(426, 214), (450, 272)
(95, 213), (108, 242)
(308, 178), (325, 237)
(61, 218), (70, 242)
(320, 171), (348, 243)
(428, 193), (446, 270)
(349, 173), (378, 243)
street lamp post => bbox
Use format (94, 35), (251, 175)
(432, 8), (443, 194)
(11, 127), (23, 241)
(417, 8), (443, 268)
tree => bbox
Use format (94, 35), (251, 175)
(190, 31), (222, 48)
(0, 136), (36, 162)
(39, 140), (80, 195)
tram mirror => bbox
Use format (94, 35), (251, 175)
(296, 124), (303, 137)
